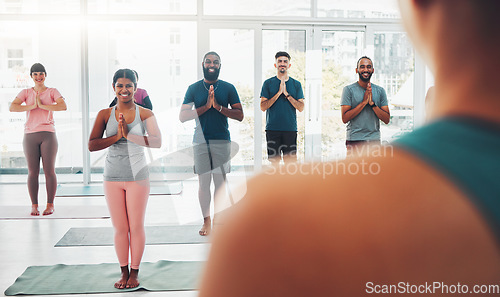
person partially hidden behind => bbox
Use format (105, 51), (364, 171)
(109, 70), (153, 110)
(198, 1), (500, 296)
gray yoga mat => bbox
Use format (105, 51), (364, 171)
(55, 225), (209, 247)
(56, 181), (183, 197)
(4, 260), (204, 295)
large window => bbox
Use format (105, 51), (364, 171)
(7, 49), (23, 69)
(373, 31), (414, 143)
(209, 28), (255, 168)
(0, 0), (80, 14)
(0, 21), (81, 173)
(321, 30), (365, 160)
(88, 21), (197, 180)
(204, 0), (310, 17)
(317, 0), (400, 18)
(0, 1), (426, 181)
(87, 0), (196, 15)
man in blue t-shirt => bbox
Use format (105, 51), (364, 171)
(198, 2), (500, 296)
(341, 56), (390, 150)
(179, 51), (244, 236)
(260, 51), (305, 165)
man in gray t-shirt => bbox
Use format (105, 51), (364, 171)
(341, 56), (390, 148)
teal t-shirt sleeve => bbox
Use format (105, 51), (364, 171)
(260, 79), (271, 99)
(183, 85), (195, 105)
(228, 84), (241, 105)
(295, 80), (304, 99)
(340, 85), (352, 106)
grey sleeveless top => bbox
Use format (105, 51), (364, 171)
(103, 106), (149, 181)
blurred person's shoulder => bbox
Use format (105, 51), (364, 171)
(212, 148), (500, 295)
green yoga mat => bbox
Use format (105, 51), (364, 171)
(4, 260), (204, 295)
(55, 225), (209, 247)
(56, 182), (183, 197)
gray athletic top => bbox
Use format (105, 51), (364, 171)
(103, 106), (149, 181)
(341, 82), (388, 141)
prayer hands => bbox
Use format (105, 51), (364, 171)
(118, 113), (128, 139)
(31, 91), (40, 110)
(206, 85), (215, 108)
(280, 79), (289, 97)
(206, 85), (221, 111)
(364, 82), (373, 105)
(36, 91), (43, 107)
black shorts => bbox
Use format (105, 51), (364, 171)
(345, 140), (381, 150)
(266, 130), (297, 159)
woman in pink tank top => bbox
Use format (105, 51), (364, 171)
(9, 63), (67, 216)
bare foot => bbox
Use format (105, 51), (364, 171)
(199, 217), (211, 236)
(31, 204), (39, 216)
(126, 268), (140, 288)
(42, 203), (54, 216)
(115, 266), (129, 289)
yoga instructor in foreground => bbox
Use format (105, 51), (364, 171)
(198, 1), (500, 296)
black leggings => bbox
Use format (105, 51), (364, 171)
(23, 132), (58, 205)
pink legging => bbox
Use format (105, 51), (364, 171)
(23, 132), (58, 205)
(104, 180), (149, 269)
